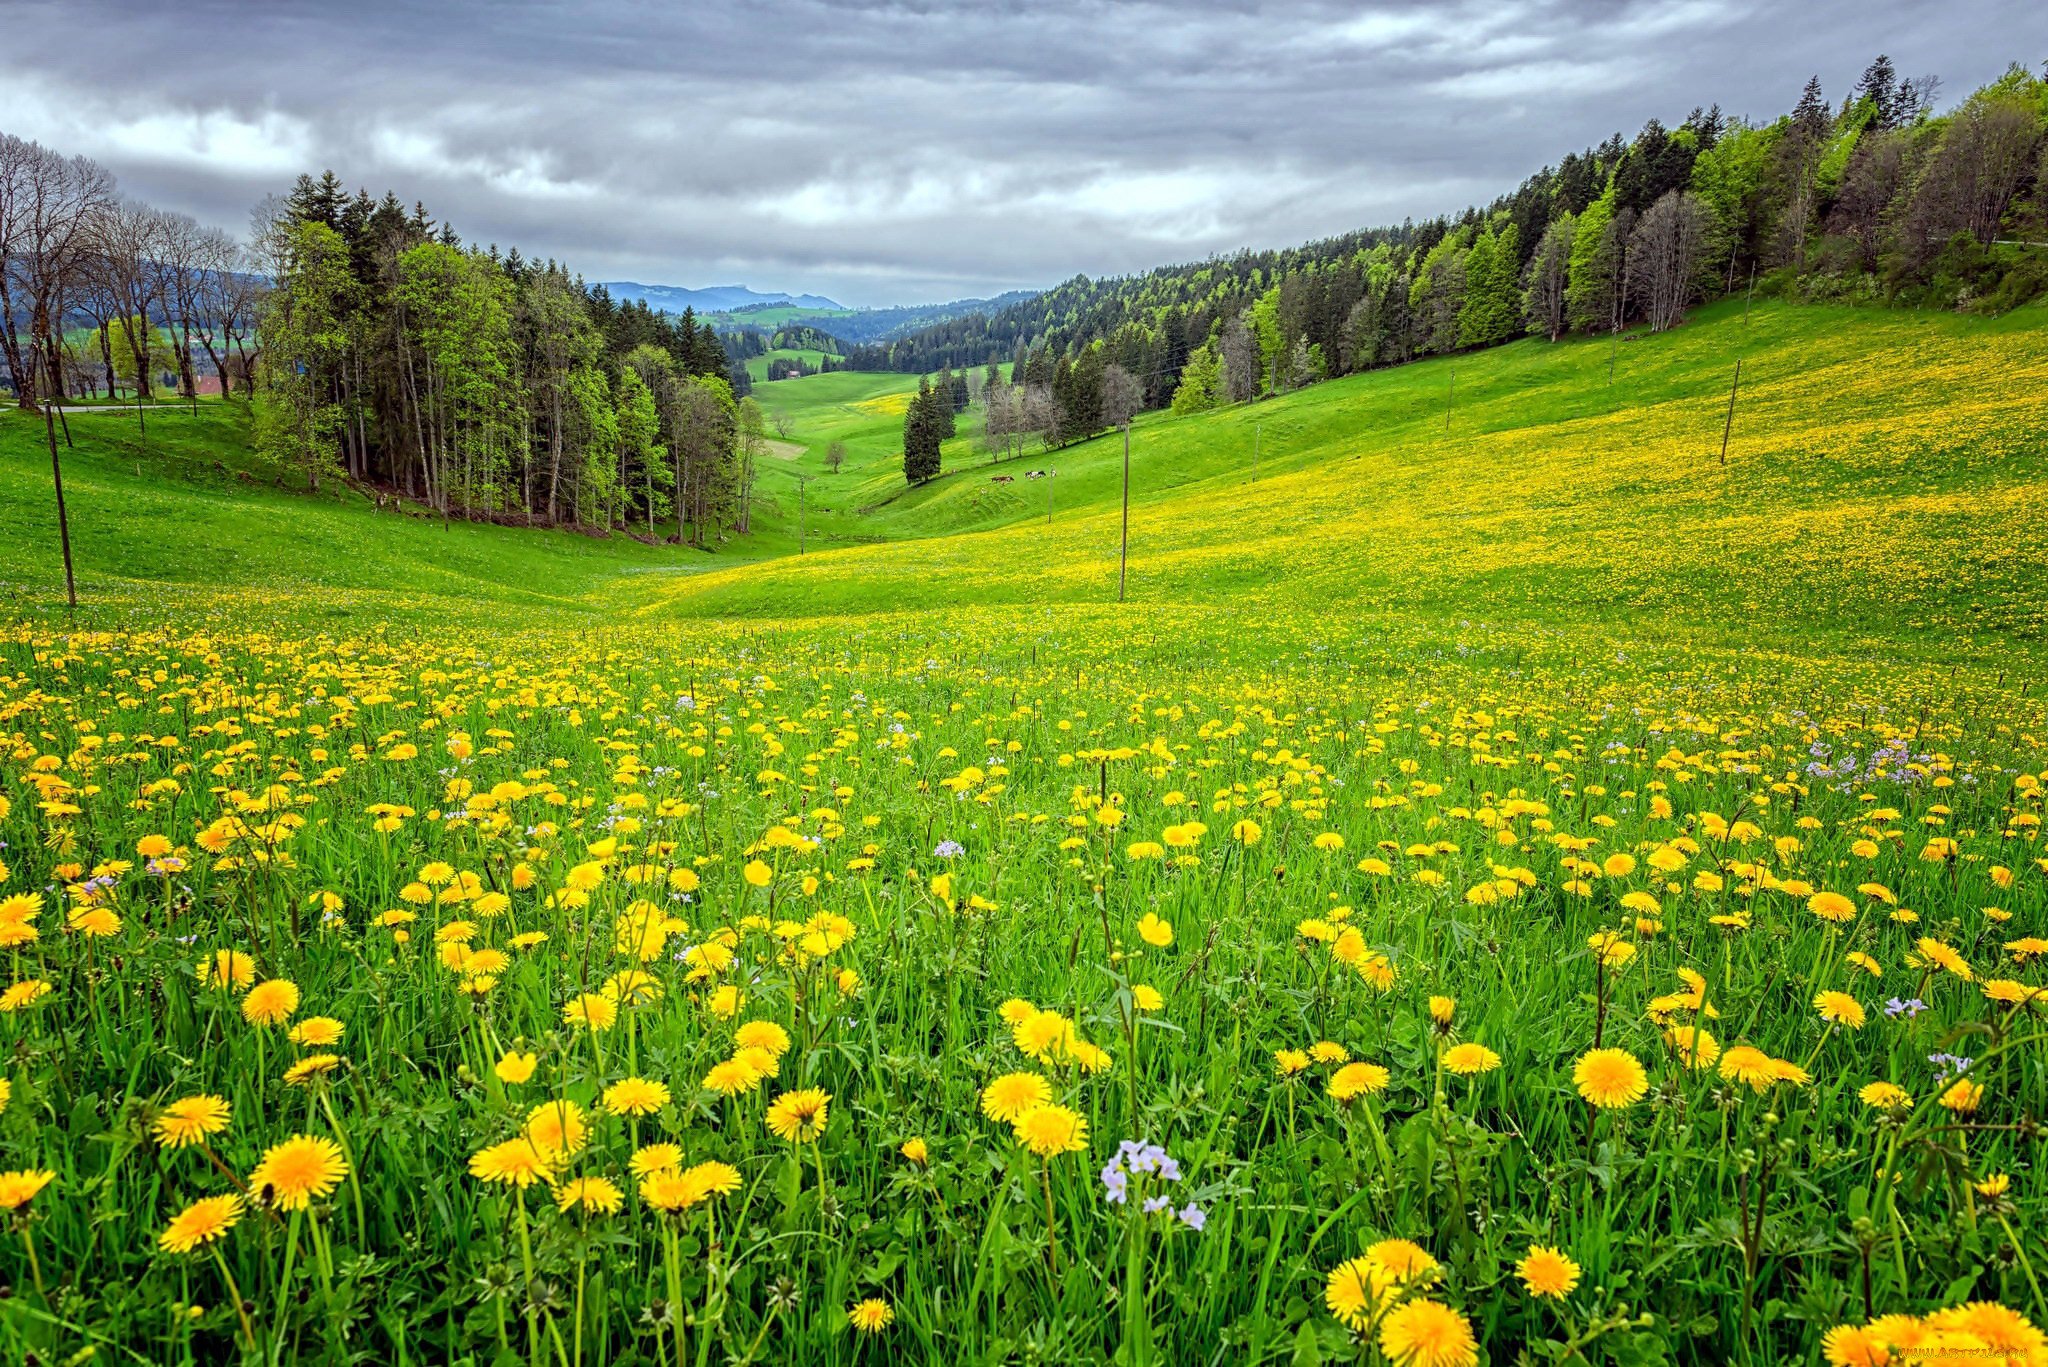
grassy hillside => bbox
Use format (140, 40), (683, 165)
(670, 299), (2048, 667)
(7, 300), (2045, 665)
(1, 302), (2045, 1365)
(744, 347), (841, 382)
(0, 404), (674, 625)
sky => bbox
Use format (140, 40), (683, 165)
(1, 1), (2040, 308)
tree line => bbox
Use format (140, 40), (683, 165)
(858, 57), (2048, 425)
(2, 134), (261, 409)
(4, 144), (769, 554)
(255, 172), (761, 539)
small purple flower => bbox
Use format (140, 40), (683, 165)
(933, 839), (965, 859)
(1142, 1195), (1173, 1215)
(1177, 1204), (1207, 1232)
(1884, 997), (1927, 1019)
(1100, 1160), (1128, 1204)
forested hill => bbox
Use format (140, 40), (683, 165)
(843, 57), (2048, 412)
(801, 290), (1041, 344)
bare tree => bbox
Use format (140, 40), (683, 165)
(1521, 214), (1575, 340)
(5, 138), (116, 605)
(155, 209), (215, 406)
(1627, 190), (1716, 332)
(1218, 312), (1258, 403)
(1100, 364), (1142, 428)
(0, 134), (39, 407)
(1901, 94), (2043, 261)
(187, 225), (247, 399)
(70, 250), (124, 398)
(1019, 383), (1057, 452)
(1340, 295), (1376, 372)
(1827, 132), (1917, 271)
(981, 379), (1010, 461)
(770, 409), (793, 439)
(100, 198), (170, 401)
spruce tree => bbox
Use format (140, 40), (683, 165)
(903, 378), (941, 484)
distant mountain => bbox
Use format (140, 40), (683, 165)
(600, 282), (844, 314)
(800, 291), (1041, 344)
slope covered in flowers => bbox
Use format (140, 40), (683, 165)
(0, 301), (2043, 1366)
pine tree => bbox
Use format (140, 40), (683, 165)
(903, 378), (941, 484)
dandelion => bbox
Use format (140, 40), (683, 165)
(1325, 1240), (1442, 1327)
(248, 1134), (348, 1210)
(1328, 1061), (1391, 1100)
(602, 1076), (672, 1116)
(1814, 991), (1867, 1029)
(1819, 1323), (1896, 1367)
(564, 993), (619, 1031)
(282, 1053), (342, 1087)
(470, 1138), (555, 1188)
(765, 1087), (831, 1144)
(1573, 1048), (1647, 1108)
(154, 1095), (231, 1149)
(1938, 1078), (1983, 1113)
(631, 1143), (684, 1178)
(734, 1019), (792, 1057)
(1011, 1103), (1088, 1156)
(0, 979), (53, 1012)
(159, 1194), (243, 1253)
(288, 1016), (345, 1046)
(524, 1099), (589, 1157)
(241, 978), (300, 1026)
(196, 950), (255, 991)
(704, 1057), (765, 1095)
(0, 1169), (54, 1209)
(1441, 1043), (1500, 1075)
(681, 1160), (741, 1201)
(1517, 1245), (1580, 1299)
(981, 1071), (1052, 1122)
(848, 1298), (894, 1333)
(1378, 1298), (1479, 1367)
(1807, 891), (1856, 922)
(555, 1176), (624, 1215)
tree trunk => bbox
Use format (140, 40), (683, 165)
(1, 277), (37, 410)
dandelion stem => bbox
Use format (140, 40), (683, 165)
(210, 1243), (256, 1351)
(19, 1226), (44, 1298)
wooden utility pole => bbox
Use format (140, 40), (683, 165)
(1719, 358), (1743, 466)
(1045, 469), (1055, 524)
(1117, 423), (1130, 602)
(796, 474), (810, 553)
(1444, 368), (1455, 433)
(36, 348), (78, 609)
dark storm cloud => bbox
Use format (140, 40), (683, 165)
(1, 0), (2037, 305)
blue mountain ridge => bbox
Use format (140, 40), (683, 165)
(599, 282), (844, 313)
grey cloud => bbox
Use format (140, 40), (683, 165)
(1, 0), (2039, 306)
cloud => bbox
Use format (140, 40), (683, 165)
(0, 0), (2036, 306)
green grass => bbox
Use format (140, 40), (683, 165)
(707, 305), (856, 329)
(745, 348), (842, 382)
(0, 401), (675, 625)
(0, 302), (2045, 1366)
(668, 299), (2048, 668)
